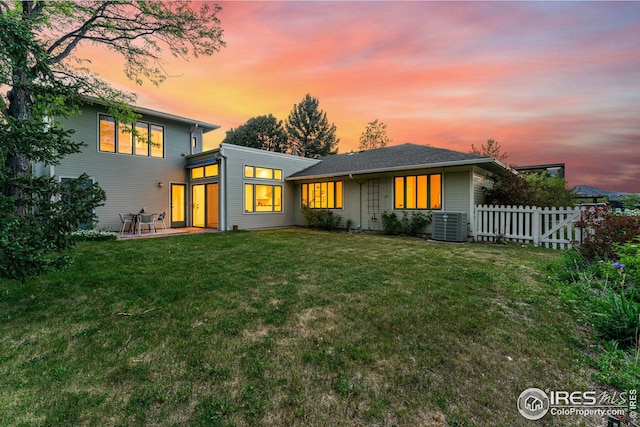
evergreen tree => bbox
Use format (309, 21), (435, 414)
(285, 94), (339, 158)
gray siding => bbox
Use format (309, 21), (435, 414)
(293, 168), (475, 235)
(53, 104), (197, 231)
(443, 171), (470, 212)
(291, 179), (365, 229)
(220, 144), (318, 230)
(473, 170), (490, 206)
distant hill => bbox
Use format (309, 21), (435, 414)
(573, 185), (630, 198)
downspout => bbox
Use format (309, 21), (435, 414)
(219, 147), (227, 231)
(349, 173), (361, 229)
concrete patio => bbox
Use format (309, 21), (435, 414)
(117, 227), (219, 240)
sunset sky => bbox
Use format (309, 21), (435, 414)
(81, 1), (640, 193)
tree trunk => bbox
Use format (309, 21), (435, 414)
(5, 68), (32, 215)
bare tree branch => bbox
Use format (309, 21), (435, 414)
(47, 2), (112, 64)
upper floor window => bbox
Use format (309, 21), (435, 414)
(99, 114), (164, 158)
(394, 174), (442, 210)
(244, 165), (282, 180)
(301, 181), (343, 209)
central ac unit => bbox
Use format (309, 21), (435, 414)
(432, 211), (468, 242)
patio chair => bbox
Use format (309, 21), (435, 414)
(157, 211), (167, 230)
(119, 213), (134, 234)
(138, 213), (156, 234)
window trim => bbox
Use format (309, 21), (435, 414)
(243, 164), (283, 181)
(98, 113), (164, 158)
(190, 163), (219, 180)
(244, 183), (283, 214)
(301, 181), (343, 209)
(393, 173), (442, 210)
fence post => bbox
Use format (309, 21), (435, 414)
(473, 205), (478, 242)
(532, 206), (540, 247)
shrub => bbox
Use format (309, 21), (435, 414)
(550, 248), (640, 387)
(614, 238), (640, 289)
(301, 205), (343, 230)
(381, 211), (431, 237)
(592, 340), (640, 391)
(574, 207), (640, 261)
(71, 229), (118, 241)
(592, 288), (640, 348)
(381, 211), (402, 235)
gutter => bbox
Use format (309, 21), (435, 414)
(347, 173), (362, 229)
(286, 158), (510, 181)
(82, 96), (220, 133)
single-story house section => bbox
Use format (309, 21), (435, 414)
(187, 142), (512, 236)
(286, 143), (511, 234)
(43, 101), (513, 237)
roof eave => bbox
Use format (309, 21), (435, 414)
(81, 96), (220, 133)
(286, 158), (512, 181)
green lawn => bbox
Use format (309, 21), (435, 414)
(0, 229), (591, 426)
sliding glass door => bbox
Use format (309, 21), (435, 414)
(192, 183), (218, 228)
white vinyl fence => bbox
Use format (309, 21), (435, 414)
(474, 205), (584, 249)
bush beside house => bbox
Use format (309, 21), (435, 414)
(551, 209), (640, 391)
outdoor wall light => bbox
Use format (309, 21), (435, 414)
(158, 182), (164, 188)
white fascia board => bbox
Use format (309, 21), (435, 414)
(286, 158), (509, 181)
(219, 143), (321, 165)
(82, 96), (220, 133)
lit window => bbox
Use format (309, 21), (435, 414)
(150, 124), (164, 158)
(244, 165), (283, 180)
(205, 164), (218, 177)
(255, 167), (271, 179)
(191, 167), (204, 179)
(394, 174), (442, 210)
(99, 115), (163, 158)
(245, 183), (282, 213)
(430, 175), (442, 209)
(245, 184), (254, 213)
(301, 181), (343, 209)
(191, 163), (219, 180)
(99, 115), (116, 152)
(118, 123), (133, 154)
(135, 122), (149, 156)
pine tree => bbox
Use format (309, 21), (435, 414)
(285, 94), (339, 158)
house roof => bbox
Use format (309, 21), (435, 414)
(82, 96), (220, 133)
(287, 143), (511, 180)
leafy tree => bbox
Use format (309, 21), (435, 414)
(622, 194), (640, 210)
(0, 1), (224, 281)
(222, 114), (290, 153)
(471, 138), (508, 162)
(285, 94), (339, 158)
(358, 119), (391, 151)
(484, 172), (576, 207)
(469, 138), (574, 207)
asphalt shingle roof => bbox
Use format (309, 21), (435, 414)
(289, 143), (494, 179)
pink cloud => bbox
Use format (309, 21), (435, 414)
(70, 1), (640, 193)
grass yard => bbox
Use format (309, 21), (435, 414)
(0, 229), (593, 426)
